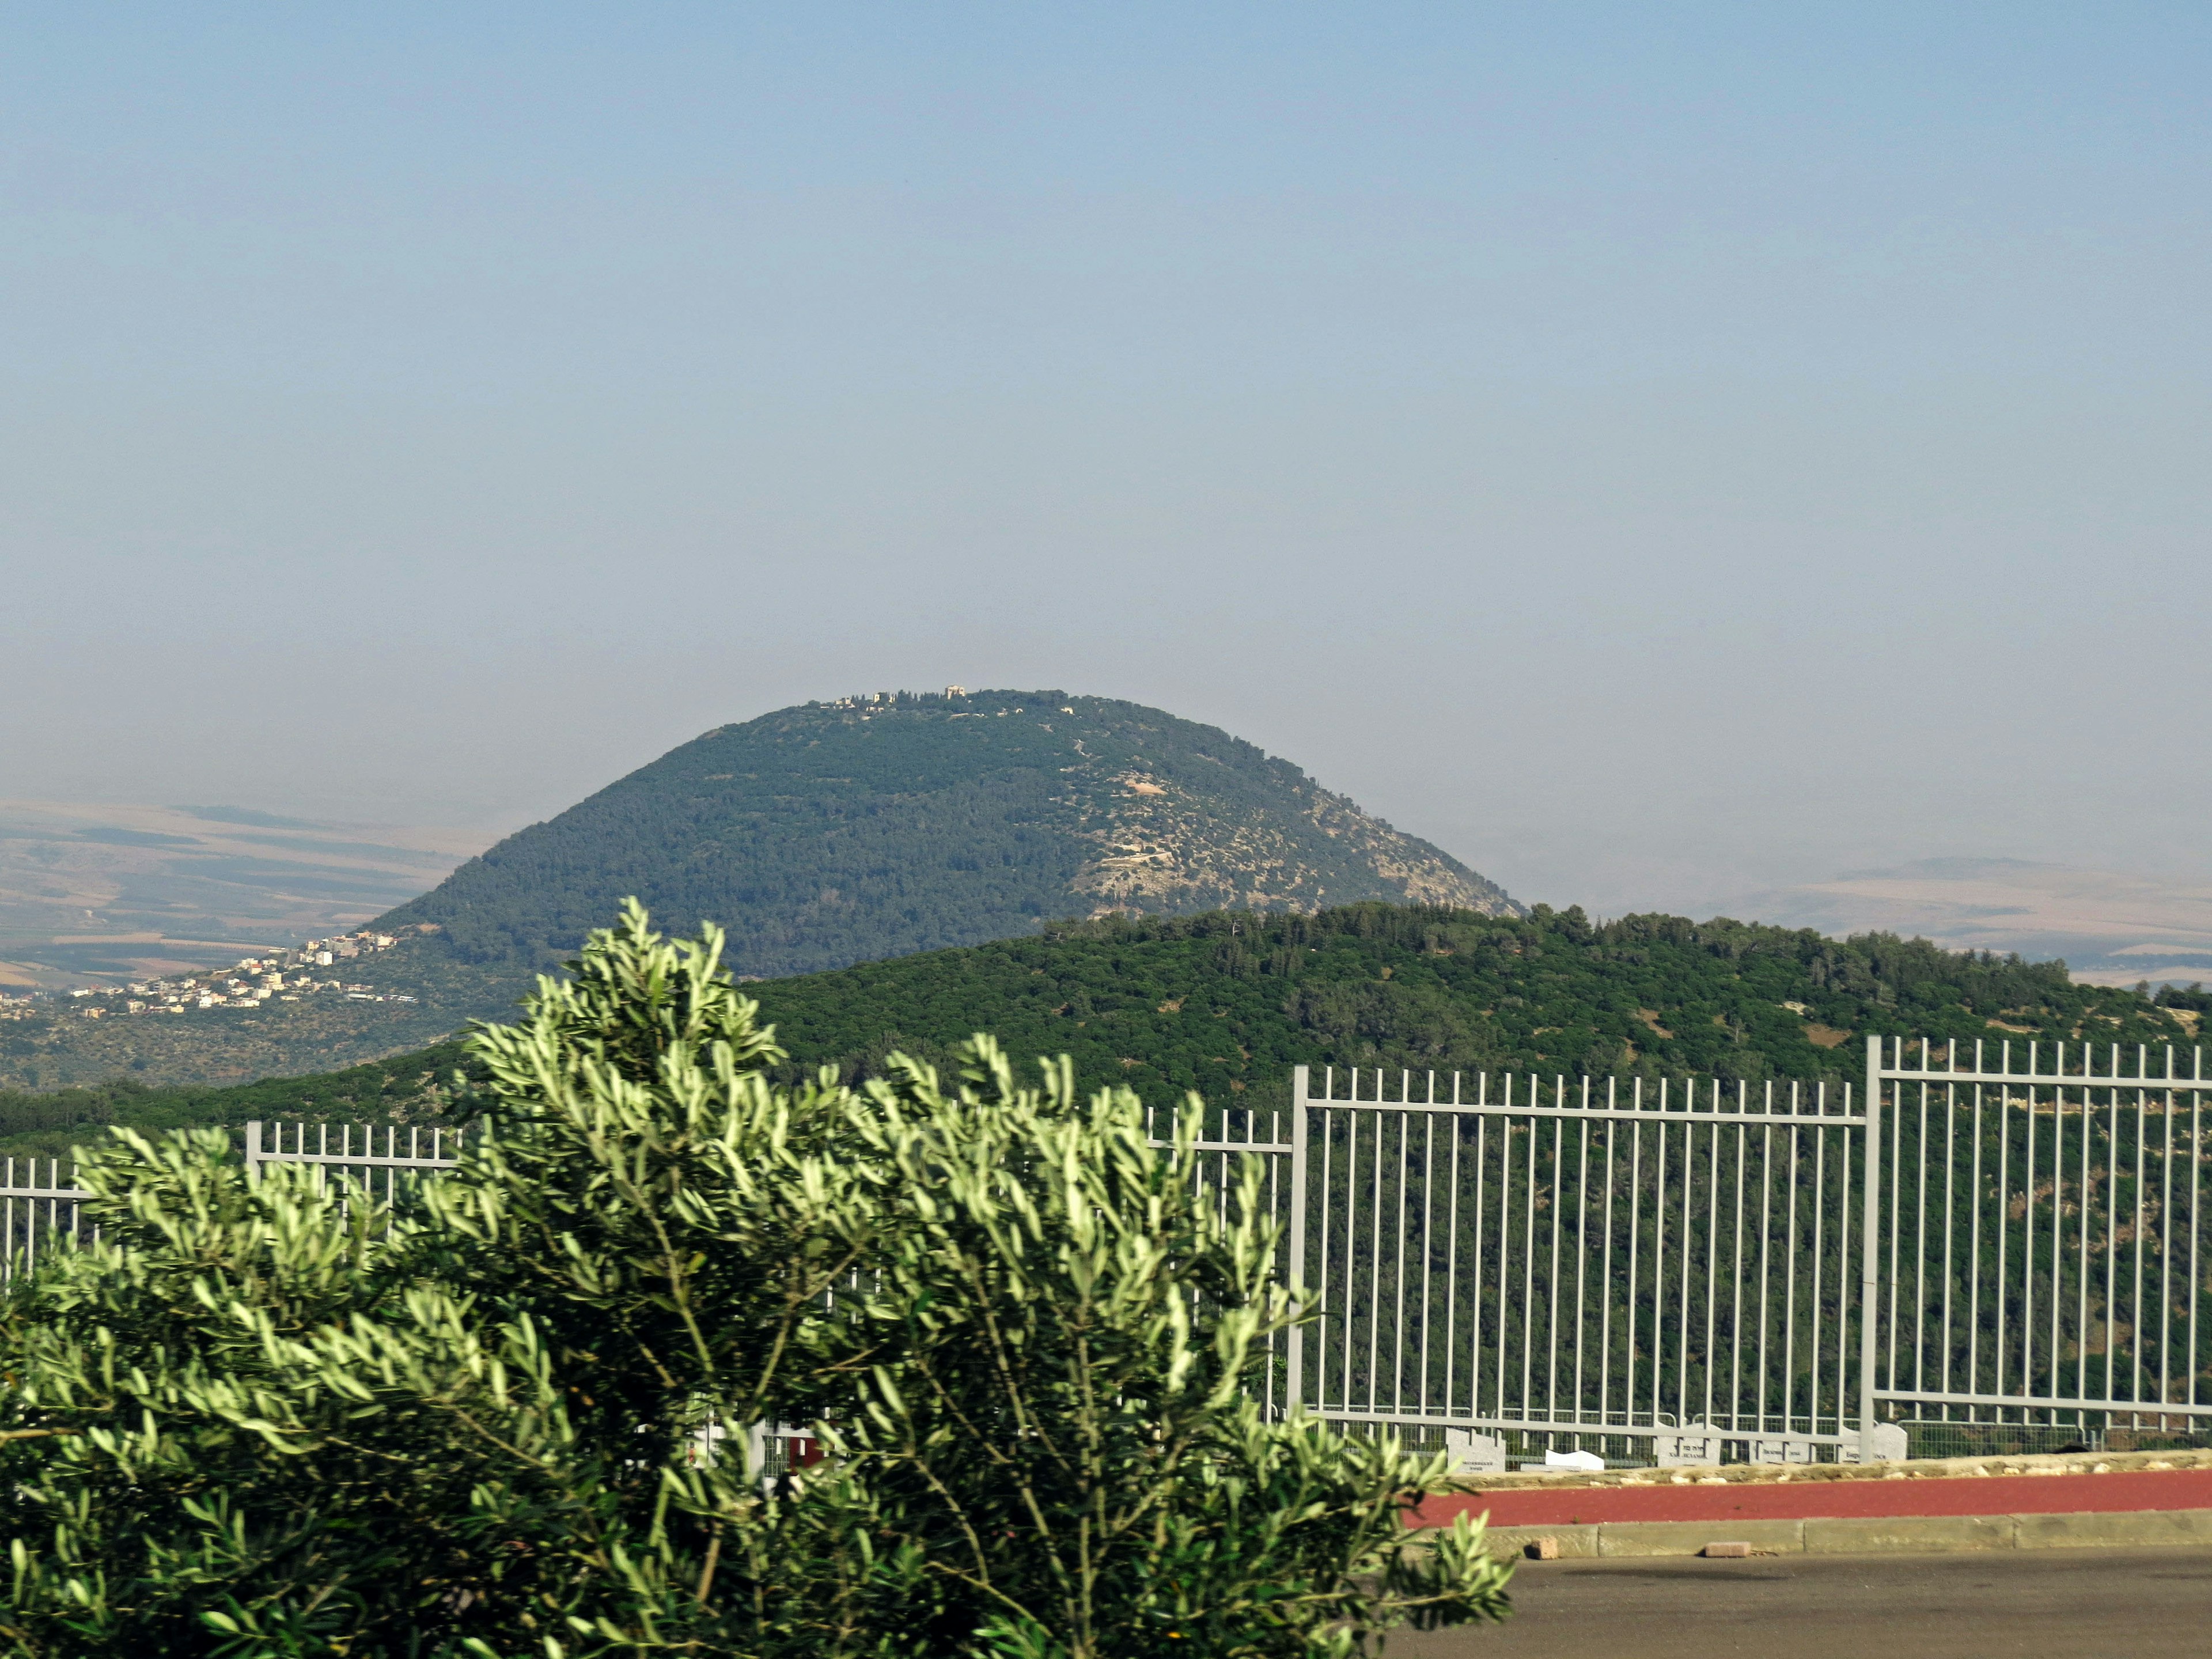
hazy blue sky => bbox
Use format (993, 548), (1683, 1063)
(5, 5), (2207, 915)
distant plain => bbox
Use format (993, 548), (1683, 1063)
(1705, 857), (2212, 990)
(0, 801), (482, 990)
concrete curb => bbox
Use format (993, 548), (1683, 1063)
(1466, 1506), (2212, 1561)
(1450, 1445), (2212, 1495)
(1415, 1463), (2212, 1529)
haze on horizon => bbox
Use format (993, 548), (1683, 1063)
(5, 5), (2207, 929)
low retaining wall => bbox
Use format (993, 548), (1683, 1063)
(1435, 1445), (2212, 1495)
(1413, 1465), (2212, 1529)
(1408, 1449), (2212, 1559)
(1470, 1507), (2212, 1560)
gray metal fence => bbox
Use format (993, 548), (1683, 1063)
(1281, 1065), (1867, 1463)
(3, 1032), (2203, 1465)
(0, 1122), (469, 1279)
(0, 1158), (89, 1283)
(1145, 1101), (1298, 1414)
(244, 1119), (467, 1199)
(1162, 1041), (2212, 1465)
(1869, 1037), (2212, 1452)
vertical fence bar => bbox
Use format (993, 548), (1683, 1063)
(1730, 1120), (1747, 1434)
(2192, 1084), (2203, 1413)
(1676, 1099), (1694, 1434)
(1495, 1078), (1512, 1421)
(1652, 1108), (1668, 1430)
(1940, 1080), (1956, 1402)
(1573, 1108), (1590, 1434)
(2070, 1084), (2088, 1407)
(1756, 1120), (1774, 1434)
(1547, 1104), (1566, 1431)
(1783, 1123), (1800, 1438)
(2133, 1071), (2147, 1415)
(1392, 1103), (1410, 1414)
(1522, 1090), (1539, 1427)
(1443, 1094), (1461, 1417)
(1994, 1055), (2010, 1413)
(1366, 1099), (1384, 1415)
(1339, 1077), (1357, 1415)
(1805, 1103), (1823, 1439)
(1835, 1093), (1851, 1440)
(1626, 1103), (1642, 1437)
(1913, 1080), (1929, 1400)
(2107, 1081), (2121, 1407)
(1317, 1096), (1336, 1410)
(1703, 1101), (1721, 1433)
(1860, 1035), (1884, 1460)
(1970, 1081), (1986, 1400)
(2161, 1078), (2175, 1423)
(1600, 1088), (1618, 1435)
(1285, 1066), (1310, 1412)
(1419, 1107), (1435, 1416)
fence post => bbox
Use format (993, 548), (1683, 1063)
(1859, 1035), (1884, 1461)
(245, 1120), (264, 1178)
(1284, 1066), (1311, 1414)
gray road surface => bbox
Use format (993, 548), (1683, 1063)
(1388, 1547), (2212, 1659)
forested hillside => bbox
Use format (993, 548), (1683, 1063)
(10, 902), (2190, 1160)
(374, 690), (1518, 982)
(744, 903), (2188, 1107)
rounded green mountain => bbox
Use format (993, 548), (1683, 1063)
(376, 691), (1518, 978)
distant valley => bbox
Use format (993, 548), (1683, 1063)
(0, 800), (483, 993)
(1706, 858), (2212, 990)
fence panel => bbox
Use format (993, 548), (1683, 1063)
(1289, 1066), (1868, 1460)
(1869, 1037), (2212, 1453)
(245, 1119), (471, 1213)
(0, 1158), (89, 1283)
(1145, 1099), (1296, 1414)
(12, 1034), (2204, 1467)
(0, 1123), (471, 1283)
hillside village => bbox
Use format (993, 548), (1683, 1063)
(52, 928), (423, 1020)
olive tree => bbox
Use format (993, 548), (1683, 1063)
(0, 904), (1508, 1657)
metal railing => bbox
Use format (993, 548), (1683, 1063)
(4, 1032), (2200, 1465)
(1869, 1036), (2212, 1443)
(0, 1122), (473, 1279)
(1157, 1041), (2212, 1465)
(1145, 1101), (1297, 1414)
(244, 1120), (469, 1200)
(1281, 1065), (1867, 1463)
(0, 1158), (90, 1283)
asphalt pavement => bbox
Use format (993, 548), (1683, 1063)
(1388, 1547), (2212, 1659)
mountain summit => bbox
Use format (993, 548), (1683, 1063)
(377, 691), (1517, 980)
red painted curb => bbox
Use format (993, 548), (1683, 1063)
(1410, 1469), (2212, 1528)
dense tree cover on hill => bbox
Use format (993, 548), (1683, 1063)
(374, 690), (1512, 982)
(2156, 982), (2212, 1014)
(746, 903), (2186, 1111)
(14, 902), (2185, 1154)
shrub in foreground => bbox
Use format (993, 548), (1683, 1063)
(0, 903), (1509, 1656)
